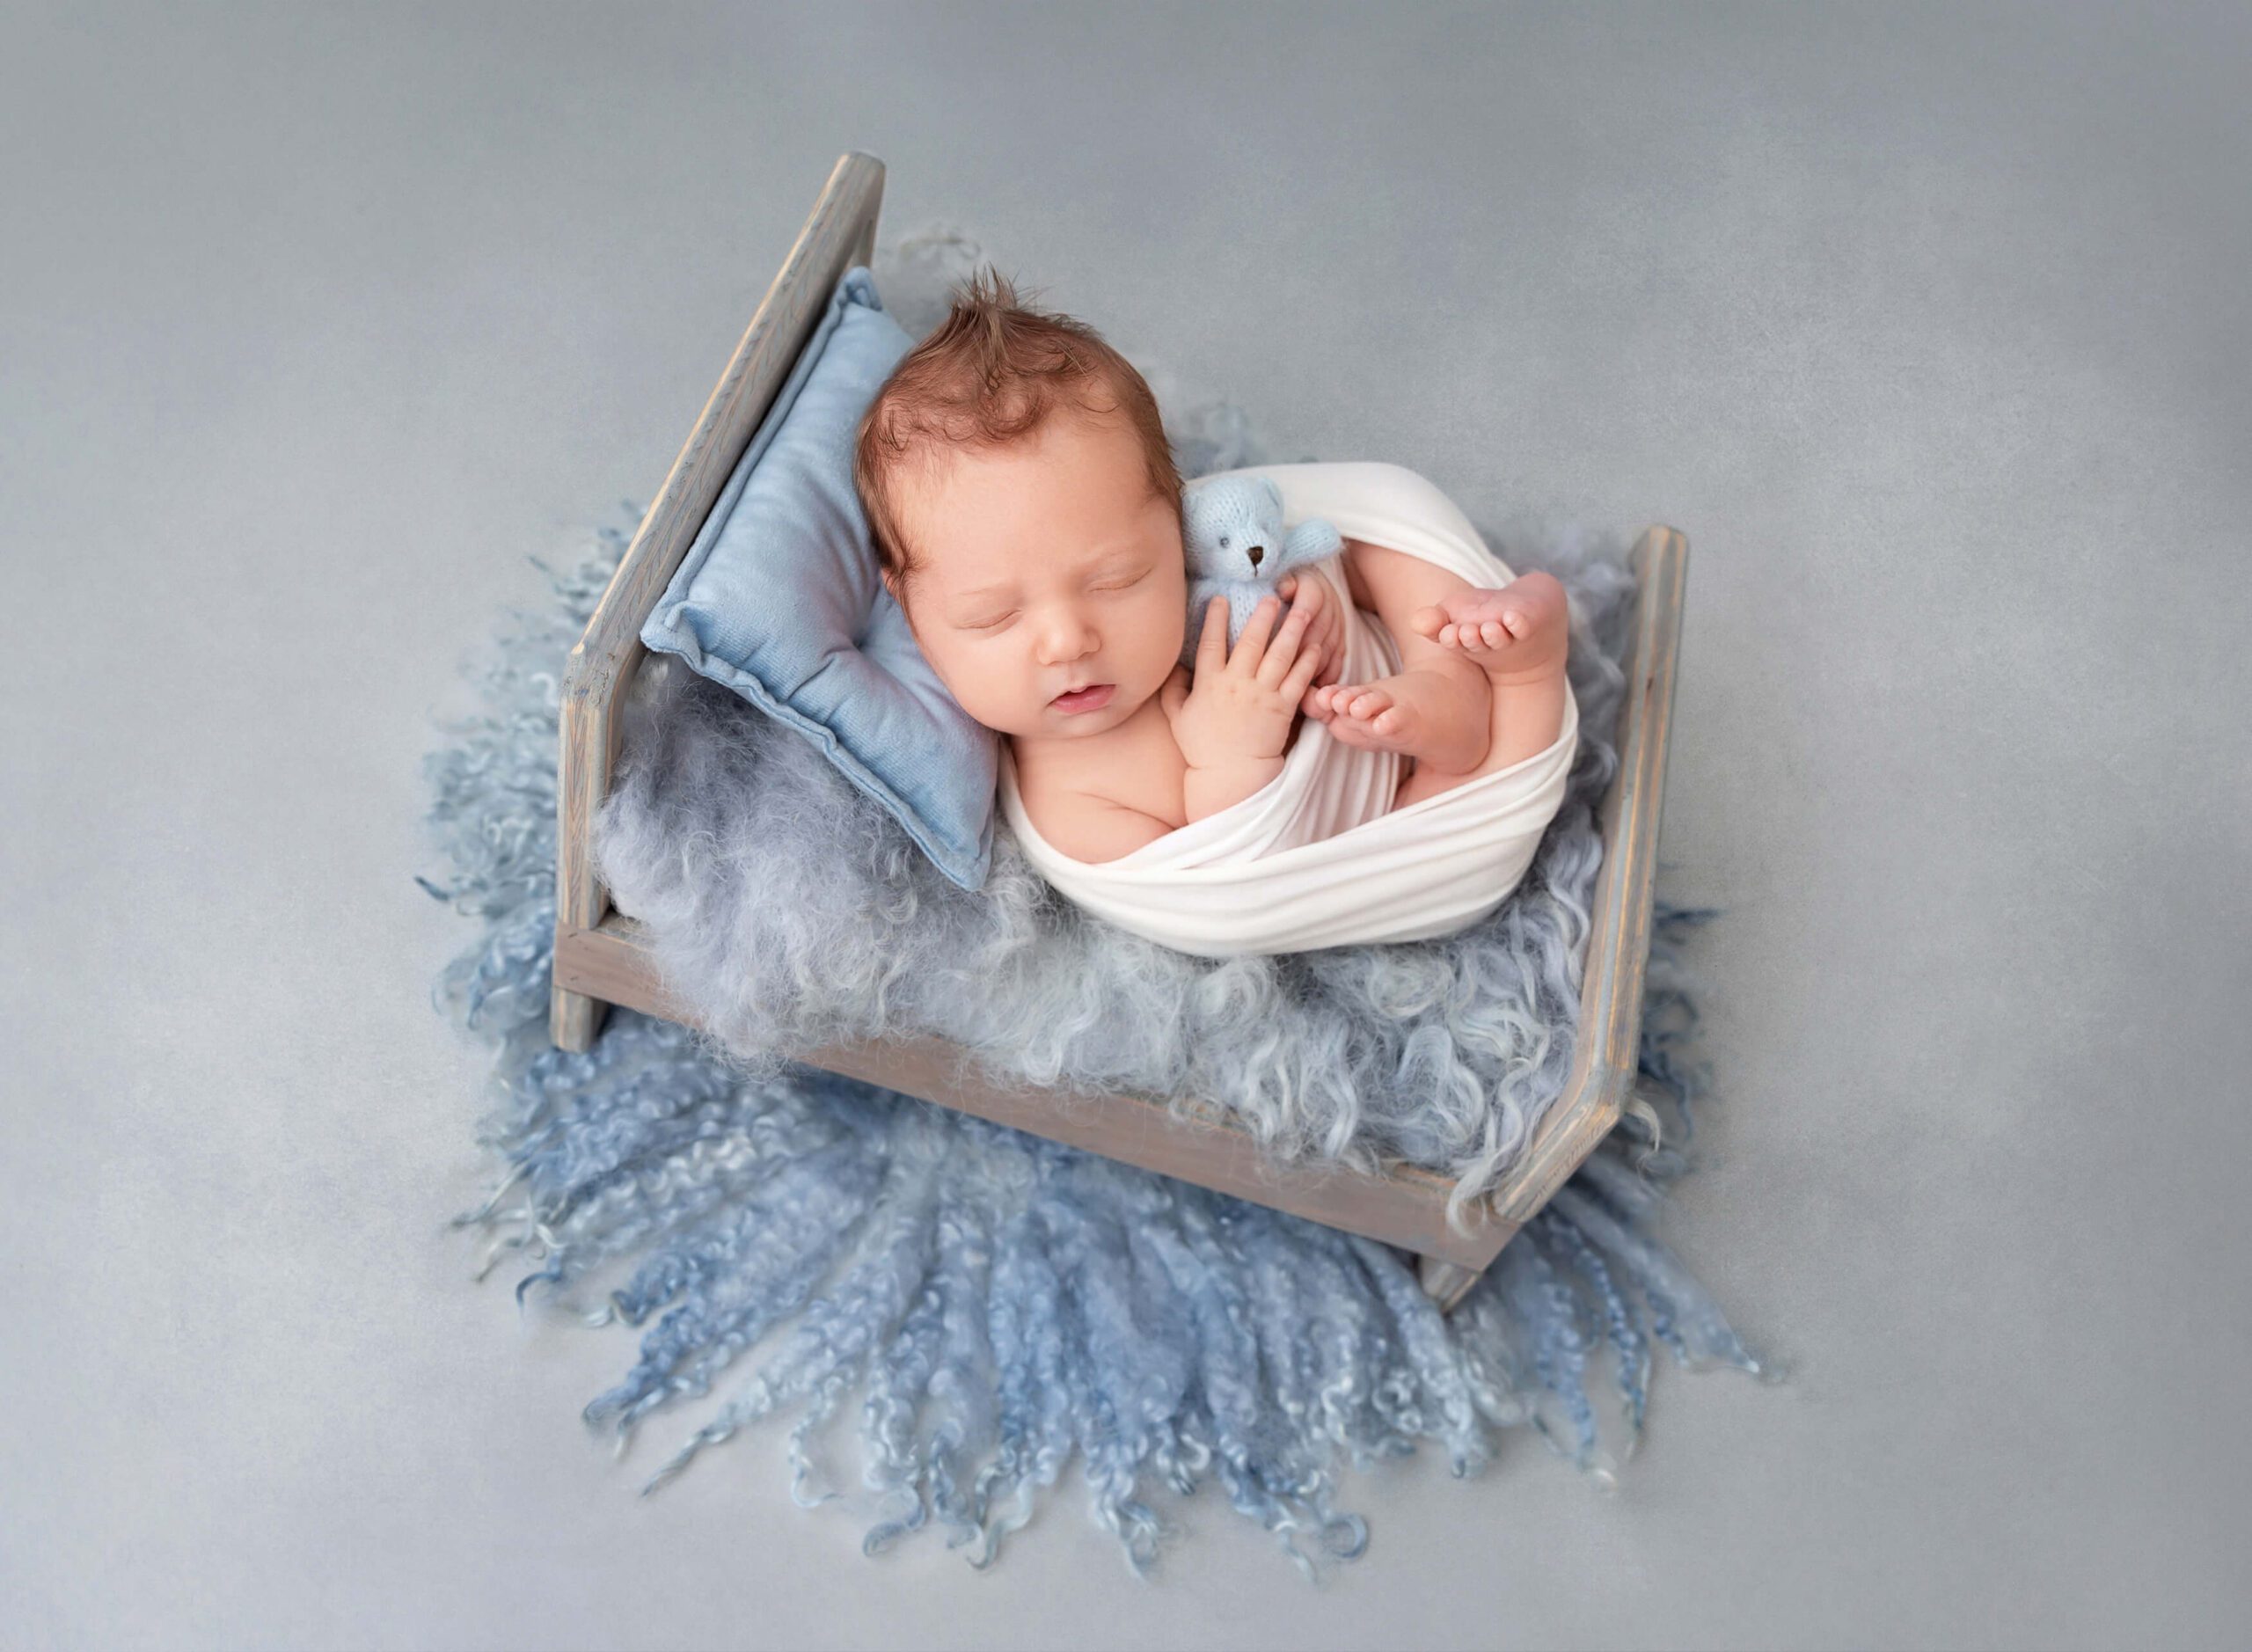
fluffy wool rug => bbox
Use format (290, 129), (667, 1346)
(417, 227), (1773, 1575)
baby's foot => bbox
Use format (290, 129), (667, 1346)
(1408, 571), (1568, 685)
(1304, 668), (1489, 772)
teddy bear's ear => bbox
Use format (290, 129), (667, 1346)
(1260, 478), (1284, 514)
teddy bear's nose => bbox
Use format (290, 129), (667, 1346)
(1247, 544), (1265, 568)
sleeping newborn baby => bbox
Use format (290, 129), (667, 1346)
(854, 268), (1568, 866)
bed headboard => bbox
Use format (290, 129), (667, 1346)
(553, 151), (885, 1049)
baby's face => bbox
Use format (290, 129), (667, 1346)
(882, 409), (1188, 743)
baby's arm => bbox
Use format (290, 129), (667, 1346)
(1183, 758), (1283, 821)
(1038, 793), (1180, 863)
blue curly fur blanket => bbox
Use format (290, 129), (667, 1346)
(595, 451), (1635, 1230)
(425, 524), (1766, 1577)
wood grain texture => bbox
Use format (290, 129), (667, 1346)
(552, 150), (886, 1050)
(1416, 1256), (1485, 1312)
(555, 910), (1509, 1269)
(1485, 528), (1688, 1225)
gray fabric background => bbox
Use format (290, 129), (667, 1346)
(3, 4), (2245, 1647)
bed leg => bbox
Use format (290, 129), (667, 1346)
(1418, 1255), (1484, 1313)
(552, 982), (609, 1053)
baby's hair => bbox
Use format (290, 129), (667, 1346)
(853, 264), (1182, 608)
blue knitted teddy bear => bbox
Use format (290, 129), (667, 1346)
(1177, 476), (1344, 670)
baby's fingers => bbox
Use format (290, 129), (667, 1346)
(1159, 663), (1190, 720)
(1255, 595), (1317, 687)
(1194, 596), (1231, 675)
(1281, 639), (1325, 701)
(1229, 594), (1283, 670)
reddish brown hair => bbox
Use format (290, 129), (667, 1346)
(853, 264), (1182, 604)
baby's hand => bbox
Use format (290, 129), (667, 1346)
(1276, 570), (1345, 689)
(1159, 591), (1327, 770)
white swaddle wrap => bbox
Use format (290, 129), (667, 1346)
(997, 461), (1581, 957)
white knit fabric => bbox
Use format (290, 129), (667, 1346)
(996, 461), (1581, 956)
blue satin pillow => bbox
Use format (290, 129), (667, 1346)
(640, 266), (1000, 889)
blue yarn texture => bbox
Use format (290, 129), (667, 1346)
(417, 235), (1770, 1575)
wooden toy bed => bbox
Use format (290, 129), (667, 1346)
(549, 151), (1689, 1314)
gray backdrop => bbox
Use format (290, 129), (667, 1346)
(3, 3), (2245, 1648)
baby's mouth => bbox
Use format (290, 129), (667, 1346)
(1050, 683), (1115, 711)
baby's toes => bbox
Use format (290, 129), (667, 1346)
(1342, 687), (1393, 720)
(1322, 713), (1384, 752)
(1408, 603), (1448, 641)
